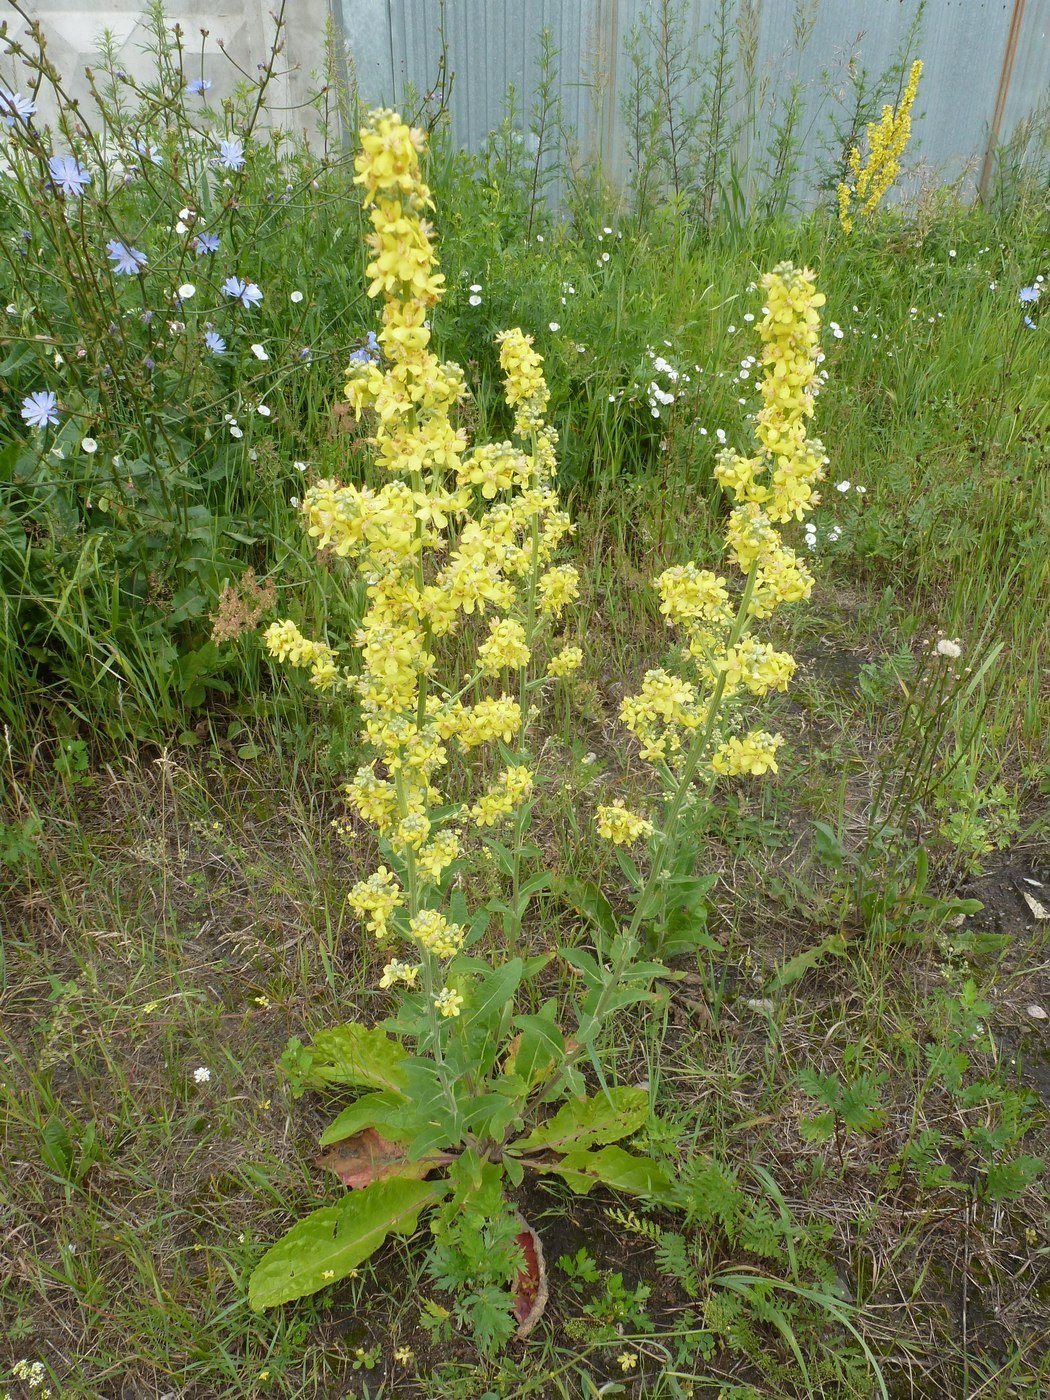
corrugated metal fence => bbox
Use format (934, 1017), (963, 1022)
(338, 0), (1050, 204)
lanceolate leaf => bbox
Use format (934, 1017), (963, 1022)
(546, 1145), (676, 1204)
(249, 1176), (445, 1309)
(515, 1085), (648, 1154)
(294, 1023), (408, 1095)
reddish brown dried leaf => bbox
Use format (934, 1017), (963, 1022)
(315, 1127), (431, 1190)
(512, 1217), (548, 1339)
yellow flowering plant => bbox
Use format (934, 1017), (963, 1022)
(838, 61), (923, 234)
(249, 111), (673, 1349)
(588, 263), (827, 961)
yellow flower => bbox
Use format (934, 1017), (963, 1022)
(547, 644), (583, 678)
(711, 731), (784, 777)
(379, 959), (420, 989)
(838, 61), (923, 233)
(618, 1351), (638, 1372)
(394, 1345), (415, 1365)
(596, 801), (653, 846)
(347, 866), (404, 939)
(408, 908), (465, 959)
(537, 564), (580, 617)
(433, 987), (464, 1018)
(469, 765), (535, 827)
(477, 617), (531, 675)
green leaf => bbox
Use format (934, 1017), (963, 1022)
(555, 876), (618, 940)
(319, 1091), (407, 1147)
(508, 1003), (565, 1087)
(548, 1145), (676, 1203)
(284, 1023), (407, 1096)
(41, 1115), (73, 1178)
(812, 821), (845, 869)
(515, 1086), (648, 1154)
(249, 1177), (445, 1309)
(767, 934), (847, 992)
(467, 957), (523, 1030)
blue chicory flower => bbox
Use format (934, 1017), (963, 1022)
(194, 231), (220, 255)
(48, 154), (92, 197)
(106, 239), (148, 276)
(1024, 316), (1037, 330)
(130, 138), (161, 166)
(21, 390), (59, 429)
(0, 88), (36, 125)
(205, 331), (227, 354)
(221, 276), (263, 309)
(1018, 285), (1040, 305)
(217, 137), (245, 171)
(187, 78), (212, 95)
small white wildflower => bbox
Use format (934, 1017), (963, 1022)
(250, 343), (269, 360)
(549, 321), (560, 332)
(193, 1066), (212, 1084)
(715, 428), (726, 444)
(743, 312), (754, 322)
(290, 290), (304, 303)
(727, 324), (736, 334)
(294, 460), (307, 472)
(935, 638), (962, 659)
(256, 404), (271, 416)
(836, 480), (851, 492)
(468, 294), (482, 306)
(178, 283), (196, 299)
(81, 437), (97, 454)
(229, 425), (243, 439)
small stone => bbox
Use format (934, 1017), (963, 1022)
(1025, 1004), (1047, 1021)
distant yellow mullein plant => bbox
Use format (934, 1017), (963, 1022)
(838, 60), (923, 233)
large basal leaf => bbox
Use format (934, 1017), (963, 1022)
(548, 1145), (676, 1203)
(319, 1091), (407, 1147)
(514, 1085), (648, 1154)
(293, 1023), (408, 1095)
(249, 1176), (444, 1310)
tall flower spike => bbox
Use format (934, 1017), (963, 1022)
(266, 110), (579, 1016)
(838, 61), (923, 234)
(609, 262), (825, 838)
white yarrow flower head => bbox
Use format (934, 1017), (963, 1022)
(193, 1066), (212, 1084)
(935, 638), (962, 659)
